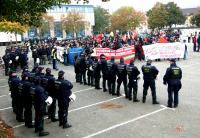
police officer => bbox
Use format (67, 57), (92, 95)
(74, 55), (81, 83)
(21, 72), (34, 128)
(116, 58), (128, 96)
(93, 57), (102, 89)
(16, 75), (26, 123)
(32, 45), (38, 65)
(9, 48), (17, 71)
(163, 59), (182, 108)
(35, 67), (45, 79)
(34, 77), (50, 137)
(107, 56), (118, 95)
(52, 47), (58, 70)
(19, 49), (28, 69)
(8, 71), (20, 115)
(126, 60), (140, 102)
(86, 55), (94, 86)
(141, 59), (159, 104)
(79, 53), (87, 85)
(44, 68), (58, 122)
(100, 54), (108, 92)
(56, 71), (73, 129)
(2, 53), (10, 76)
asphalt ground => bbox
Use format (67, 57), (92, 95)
(0, 44), (200, 138)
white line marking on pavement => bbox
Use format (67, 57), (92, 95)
(0, 93), (11, 98)
(74, 88), (94, 94)
(0, 94), (8, 98)
(0, 79), (6, 81)
(0, 85), (8, 88)
(0, 107), (12, 111)
(83, 105), (168, 138)
(13, 95), (125, 129)
(69, 95), (125, 113)
(160, 105), (175, 111)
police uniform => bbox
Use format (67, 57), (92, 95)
(43, 69), (58, 121)
(9, 72), (20, 115)
(79, 54), (87, 85)
(2, 53), (10, 76)
(163, 59), (182, 108)
(74, 55), (81, 83)
(141, 60), (159, 104)
(126, 61), (140, 101)
(107, 57), (118, 95)
(52, 47), (58, 70)
(100, 54), (108, 92)
(86, 56), (94, 86)
(93, 58), (101, 89)
(116, 59), (128, 96)
(56, 71), (73, 129)
(34, 77), (49, 136)
(21, 72), (34, 128)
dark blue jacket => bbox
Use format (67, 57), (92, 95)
(57, 79), (73, 106)
(34, 85), (48, 112)
(163, 63), (182, 86)
(127, 64), (140, 82)
(142, 64), (159, 81)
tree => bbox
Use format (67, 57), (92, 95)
(0, 21), (27, 44)
(165, 2), (186, 28)
(38, 14), (54, 38)
(0, 0), (109, 27)
(111, 7), (146, 33)
(93, 6), (110, 34)
(147, 3), (169, 30)
(61, 10), (87, 38)
(191, 12), (200, 27)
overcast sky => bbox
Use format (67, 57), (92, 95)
(80, 0), (200, 13)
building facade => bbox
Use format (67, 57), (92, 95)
(25, 4), (95, 40)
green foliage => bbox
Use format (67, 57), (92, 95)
(165, 2), (186, 27)
(61, 10), (87, 38)
(111, 7), (145, 32)
(93, 6), (110, 34)
(191, 12), (200, 27)
(147, 2), (186, 30)
(0, 21), (27, 34)
(0, 0), (101, 27)
(38, 14), (54, 38)
(147, 3), (168, 30)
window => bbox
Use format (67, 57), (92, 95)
(54, 22), (63, 38)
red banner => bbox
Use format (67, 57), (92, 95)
(91, 46), (135, 63)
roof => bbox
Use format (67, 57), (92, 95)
(181, 7), (200, 16)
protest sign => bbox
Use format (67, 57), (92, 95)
(143, 42), (185, 60)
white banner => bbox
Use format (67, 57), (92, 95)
(56, 46), (65, 62)
(143, 42), (185, 60)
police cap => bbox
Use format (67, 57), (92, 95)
(146, 59), (152, 63)
(58, 70), (65, 77)
(46, 68), (51, 74)
(38, 67), (44, 72)
(100, 54), (105, 59)
(169, 58), (176, 63)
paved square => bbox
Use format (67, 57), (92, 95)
(0, 44), (200, 138)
